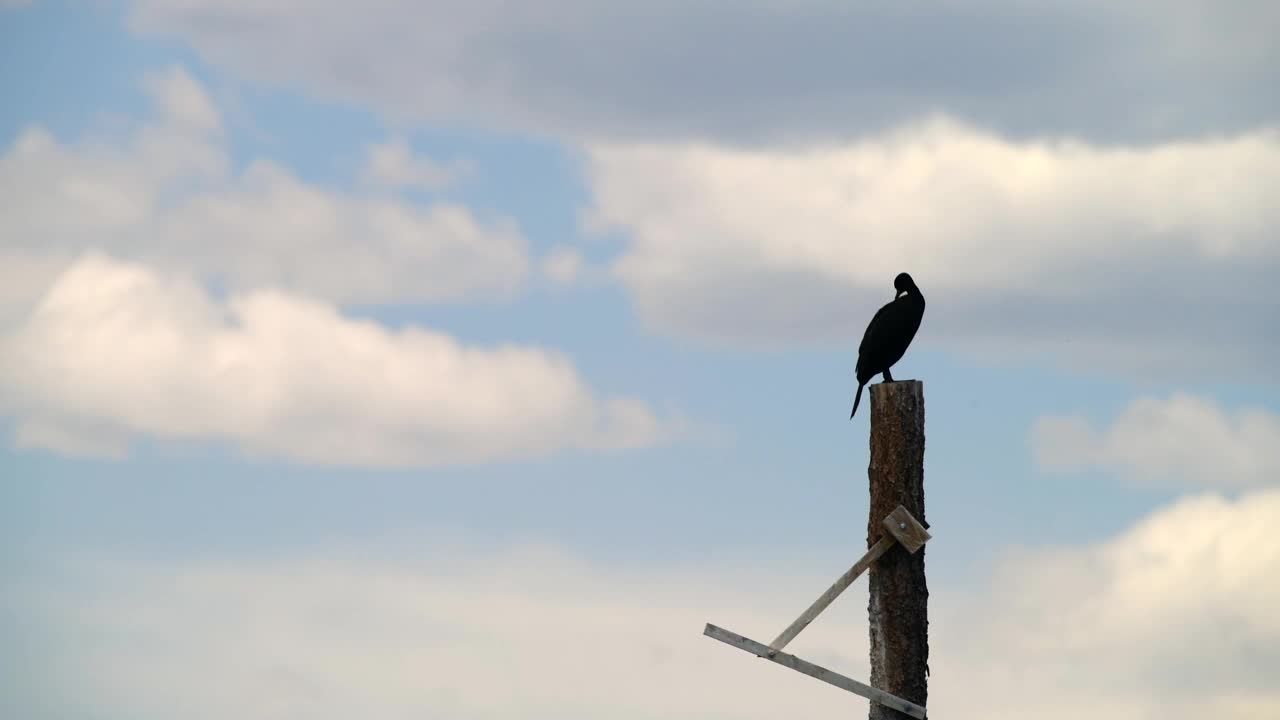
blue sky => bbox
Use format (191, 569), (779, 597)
(3, 2), (1279, 719)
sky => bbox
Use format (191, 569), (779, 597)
(2, 1), (1278, 718)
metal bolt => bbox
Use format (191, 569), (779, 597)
(899, 522), (907, 529)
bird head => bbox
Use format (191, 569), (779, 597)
(894, 272), (916, 297)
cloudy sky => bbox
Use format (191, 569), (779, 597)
(3, 1), (1278, 718)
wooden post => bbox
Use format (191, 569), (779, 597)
(867, 380), (928, 719)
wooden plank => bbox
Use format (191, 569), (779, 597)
(768, 536), (895, 652)
(883, 505), (931, 554)
(704, 623), (927, 720)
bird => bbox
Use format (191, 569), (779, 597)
(850, 272), (925, 418)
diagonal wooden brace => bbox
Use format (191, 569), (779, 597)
(704, 623), (928, 719)
(767, 505), (929, 654)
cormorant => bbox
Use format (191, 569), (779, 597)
(850, 272), (925, 418)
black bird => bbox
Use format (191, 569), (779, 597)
(850, 272), (925, 418)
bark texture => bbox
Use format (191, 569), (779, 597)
(867, 380), (928, 719)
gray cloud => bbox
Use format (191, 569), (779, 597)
(1034, 394), (1280, 489)
(129, 0), (1280, 143)
(582, 119), (1280, 379)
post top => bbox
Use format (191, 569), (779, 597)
(869, 379), (923, 393)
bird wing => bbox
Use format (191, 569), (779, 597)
(858, 301), (895, 356)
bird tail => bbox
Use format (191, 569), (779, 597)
(850, 381), (865, 419)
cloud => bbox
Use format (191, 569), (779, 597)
(127, 1), (1280, 142)
(1034, 394), (1280, 489)
(361, 137), (471, 192)
(0, 66), (529, 316)
(541, 245), (585, 286)
(144, 62), (222, 135)
(6, 491), (1278, 719)
(582, 117), (1280, 378)
(0, 253), (667, 465)
(934, 490), (1280, 719)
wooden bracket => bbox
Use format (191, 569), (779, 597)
(702, 506), (931, 717)
(766, 505), (929, 653)
(882, 504), (931, 554)
(704, 624), (927, 719)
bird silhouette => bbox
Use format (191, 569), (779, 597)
(850, 273), (925, 418)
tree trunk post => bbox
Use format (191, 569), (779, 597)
(867, 380), (928, 719)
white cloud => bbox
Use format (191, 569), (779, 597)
(0, 253), (667, 465)
(7, 491), (1278, 719)
(582, 117), (1280, 377)
(0, 250), (79, 330)
(934, 490), (1280, 719)
(541, 245), (585, 286)
(126, 1), (1280, 143)
(361, 137), (470, 192)
(144, 64), (222, 135)
(1034, 394), (1280, 489)
(0, 66), (529, 315)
